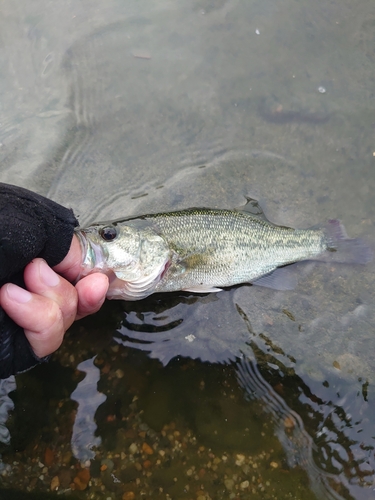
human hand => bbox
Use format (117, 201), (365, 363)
(0, 182), (110, 378)
(0, 235), (109, 359)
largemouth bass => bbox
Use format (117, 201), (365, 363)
(76, 201), (371, 300)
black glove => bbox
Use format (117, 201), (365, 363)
(0, 183), (78, 379)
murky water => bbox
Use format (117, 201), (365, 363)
(1, 0), (375, 498)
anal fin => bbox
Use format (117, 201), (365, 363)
(251, 267), (297, 291)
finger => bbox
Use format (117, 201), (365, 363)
(75, 273), (109, 319)
(0, 283), (65, 358)
(53, 235), (109, 318)
(53, 234), (83, 282)
(24, 259), (78, 331)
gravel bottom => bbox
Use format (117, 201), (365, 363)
(0, 398), (314, 500)
(0, 329), (318, 499)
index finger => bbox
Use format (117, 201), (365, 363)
(24, 259), (78, 332)
(0, 283), (65, 358)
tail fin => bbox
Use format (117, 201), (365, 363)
(322, 219), (373, 264)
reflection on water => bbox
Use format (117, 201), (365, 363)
(115, 292), (248, 365)
(233, 309), (375, 499)
(70, 357), (106, 464)
(0, 377), (16, 447)
(236, 357), (341, 500)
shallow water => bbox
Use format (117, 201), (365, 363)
(1, 0), (375, 498)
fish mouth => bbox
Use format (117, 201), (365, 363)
(75, 229), (107, 281)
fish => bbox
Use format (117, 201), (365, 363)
(75, 199), (372, 301)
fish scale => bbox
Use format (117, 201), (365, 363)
(146, 210), (325, 292)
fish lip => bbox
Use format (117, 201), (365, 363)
(75, 230), (88, 283)
(75, 229), (107, 281)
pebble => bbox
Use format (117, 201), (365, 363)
(73, 468), (90, 491)
(242, 464), (250, 474)
(129, 443), (139, 455)
(240, 480), (249, 489)
(270, 461), (279, 468)
(122, 492), (135, 500)
(101, 458), (114, 472)
(61, 451), (72, 465)
(142, 442), (154, 455)
(58, 468), (72, 488)
(235, 454), (245, 466)
(50, 475), (59, 491)
(224, 478), (234, 490)
(284, 416), (295, 429)
(44, 447), (54, 466)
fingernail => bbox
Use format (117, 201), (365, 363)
(39, 260), (60, 287)
(6, 284), (32, 303)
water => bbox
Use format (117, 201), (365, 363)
(0, 0), (375, 498)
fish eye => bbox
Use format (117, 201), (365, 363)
(99, 226), (118, 241)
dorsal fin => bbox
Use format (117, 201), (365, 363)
(236, 196), (269, 221)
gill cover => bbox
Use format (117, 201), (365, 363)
(77, 222), (171, 300)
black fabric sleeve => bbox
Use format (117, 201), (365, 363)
(0, 183), (79, 379)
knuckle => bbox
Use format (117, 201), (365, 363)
(61, 289), (79, 327)
(42, 300), (64, 331)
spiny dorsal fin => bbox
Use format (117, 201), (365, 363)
(235, 196), (269, 221)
